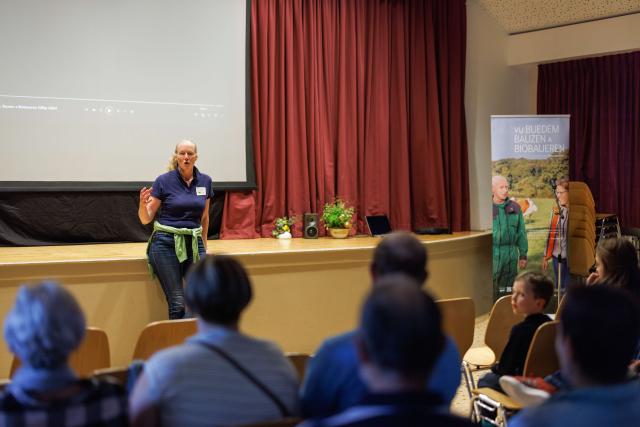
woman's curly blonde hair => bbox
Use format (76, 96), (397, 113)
(168, 140), (198, 171)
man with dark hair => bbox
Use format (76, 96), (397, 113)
(301, 232), (461, 418)
(370, 232), (428, 283)
(298, 276), (474, 426)
(509, 286), (640, 427)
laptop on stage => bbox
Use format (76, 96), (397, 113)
(365, 215), (392, 237)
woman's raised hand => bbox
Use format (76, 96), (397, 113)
(139, 187), (152, 206)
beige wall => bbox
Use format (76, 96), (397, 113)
(465, 1), (536, 230)
(508, 13), (640, 66)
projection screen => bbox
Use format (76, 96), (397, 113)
(0, 0), (253, 191)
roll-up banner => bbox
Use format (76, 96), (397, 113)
(491, 115), (570, 309)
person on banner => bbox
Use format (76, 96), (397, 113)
(542, 177), (569, 291)
(138, 140), (213, 319)
(492, 175), (528, 299)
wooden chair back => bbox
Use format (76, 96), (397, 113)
(132, 319), (197, 360)
(570, 205), (596, 223)
(10, 327), (111, 378)
(285, 353), (311, 381)
(437, 297), (475, 356)
(485, 295), (524, 361)
(569, 182), (595, 209)
(523, 321), (559, 378)
(568, 236), (596, 276)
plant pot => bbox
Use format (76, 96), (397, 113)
(329, 228), (350, 239)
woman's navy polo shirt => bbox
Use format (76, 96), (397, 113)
(151, 167), (213, 229)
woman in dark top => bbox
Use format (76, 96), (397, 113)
(138, 140), (213, 319)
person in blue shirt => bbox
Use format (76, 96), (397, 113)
(509, 285), (640, 427)
(298, 275), (474, 427)
(300, 232), (462, 418)
(138, 140), (213, 319)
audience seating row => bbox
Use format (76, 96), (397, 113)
(4, 319), (312, 385)
(5, 297), (478, 381)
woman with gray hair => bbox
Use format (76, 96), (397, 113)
(0, 281), (127, 426)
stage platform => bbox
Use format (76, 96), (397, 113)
(0, 231), (492, 377)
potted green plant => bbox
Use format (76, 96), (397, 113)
(322, 198), (355, 238)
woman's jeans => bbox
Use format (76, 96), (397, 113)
(148, 231), (205, 319)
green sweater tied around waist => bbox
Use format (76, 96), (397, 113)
(146, 221), (203, 277)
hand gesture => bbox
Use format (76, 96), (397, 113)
(586, 271), (600, 285)
(139, 187), (153, 207)
(542, 258), (549, 271)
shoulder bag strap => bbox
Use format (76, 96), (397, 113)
(197, 341), (291, 417)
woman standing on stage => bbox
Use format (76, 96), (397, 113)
(138, 140), (212, 319)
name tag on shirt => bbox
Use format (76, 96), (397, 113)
(196, 187), (207, 196)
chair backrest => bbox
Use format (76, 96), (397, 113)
(132, 319), (197, 360)
(570, 205), (596, 223)
(523, 321), (559, 378)
(569, 182), (595, 209)
(285, 353), (311, 382)
(10, 326), (111, 378)
(568, 236), (596, 276)
(236, 418), (302, 427)
(437, 297), (475, 356)
(485, 295), (524, 361)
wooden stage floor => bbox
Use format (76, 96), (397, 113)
(0, 231), (485, 265)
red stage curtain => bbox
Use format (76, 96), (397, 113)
(538, 51), (640, 227)
(221, 0), (469, 238)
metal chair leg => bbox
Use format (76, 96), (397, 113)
(462, 361), (476, 399)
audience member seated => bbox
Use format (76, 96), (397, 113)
(501, 237), (640, 404)
(129, 255), (300, 427)
(298, 275), (475, 427)
(508, 286), (640, 427)
(0, 282), (127, 426)
(300, 232), (461, 418)
(586, 237), (640, 298)
(477, 272), (553, 392)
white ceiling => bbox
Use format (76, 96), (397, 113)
(475, 0), (640, 34)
